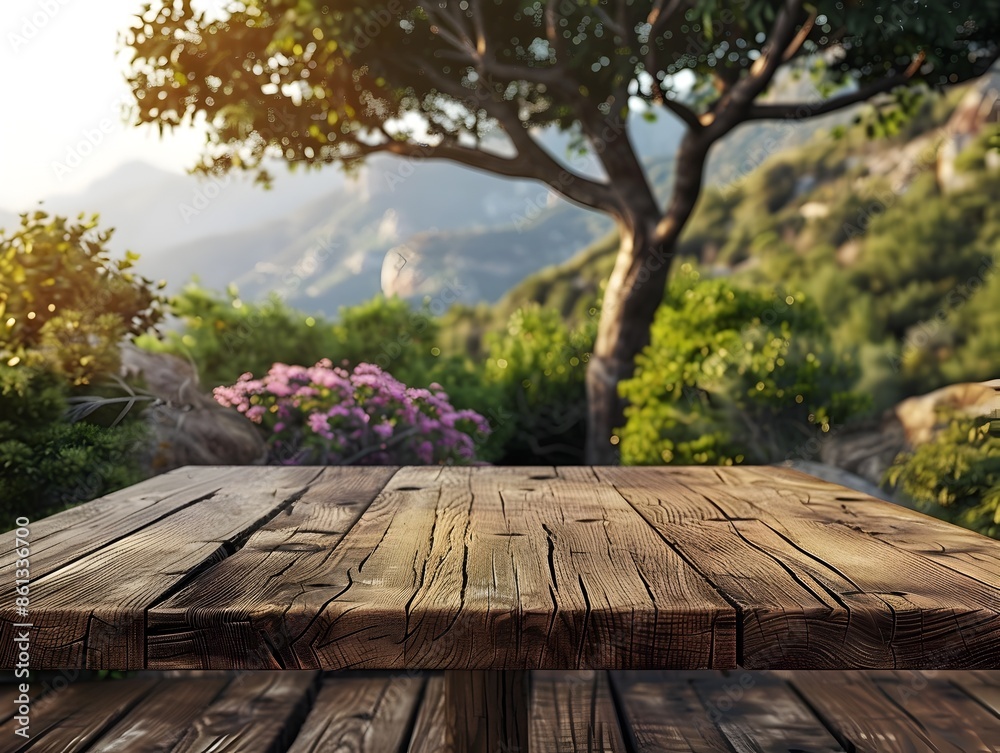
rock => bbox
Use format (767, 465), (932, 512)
(818, 379), (1000, 487)
(119, 344), (267, 474)
(937, 80), (1000, 193)
(818, 414), (908, 487)
(894, 379), (1000, 446)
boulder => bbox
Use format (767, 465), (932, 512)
(894, 379), (1000, 446)
(819, 379), (1000, 487)
(819, 414), (908, 487)
(119, 344), (267, 473)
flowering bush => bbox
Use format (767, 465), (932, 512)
(213, 360), (490, 465)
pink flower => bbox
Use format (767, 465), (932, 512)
(416, 441), (434, 464)
(213, 359), (489, 467)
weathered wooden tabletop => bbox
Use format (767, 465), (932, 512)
(3, 465), (1000, 671)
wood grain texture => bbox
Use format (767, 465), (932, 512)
(691, 675), (845, 752)
(610, 672), (734, 752)
(407, 675), (448, 753)
(446, 671), (529, 753)
(277, 466), (732, 670)
(285, 675), (421, 753)
(603, 465), (1000, 668)
(734, 465), (1000, 586)
(785, 674), (941, 752)
(11, 465), (1000, 671)
(0, 467), (323, 670)
(530, 671), (626, 753)
(5, 670), (1000, 752)
(790, 672), (1000, 752)
(158, 672), (319, 753)
(83, 676), (230, 752)
(953, 678), (1000, 717)
(0, 678), (156, 753)
(147, 467), (398, 669)
(0, 467), (246, 603)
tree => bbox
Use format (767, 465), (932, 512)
(125, 1), (1000, 461)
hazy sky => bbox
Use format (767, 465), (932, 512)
(0, 0), (207, 210)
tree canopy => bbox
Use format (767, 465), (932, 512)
(125, 0), (1000, 461)
(127, 0), (1000, 208)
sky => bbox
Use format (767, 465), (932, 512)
(0, 0), (207, 209)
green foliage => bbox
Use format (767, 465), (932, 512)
(483, 305), (596, 463)
(619, 267), (865, 466)
(953, 124), (1000, 173)
(329, 295), (441, 386)
(141, 285), (340, 389)
(886, 416), (1000, 538)
(0, 366), (146, 522)
(143, 287), (514, 456)
(0, 212), (163, 385)
(0, 213), (160, 519)
(145, 287), (446, 390)
(126, 1), (1000, 182)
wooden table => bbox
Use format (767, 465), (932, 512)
(4, 465), (1000, 751)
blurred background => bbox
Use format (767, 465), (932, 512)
(2, 0), (998, 538)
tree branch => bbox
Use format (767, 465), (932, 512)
(702, 0), (805, 130)
(781, 8), (816, 63)
(369, 136), (616, 213)
(744, 73), (915, 121)
(659, 96), (703, 130)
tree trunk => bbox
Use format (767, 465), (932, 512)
(584, 132), (711, 465)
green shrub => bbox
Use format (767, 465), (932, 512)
(139, 285), (339, 389)
(482, 305), (596, 464)
(0, 366), (146, 522)
(0, 212), (161, 520)
(143, 288), (442, 390)
(0, 212), (162, 385)
(886, 415), (1000, 538)
(619, 266), (866, 466)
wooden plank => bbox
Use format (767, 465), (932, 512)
(660, 469), (1000, 668)
(0, 686), (24, 725)
(788, 673), (948, 752)
(287, 675), (422, 753)
(0, 678), (156, 753)
(951, 677), (1000, 718)
(147, 467), (398, 669)
(407, 675), (448, 753)
(610, 672), (734, 752)
(730, 466), (1000, 585)
(692, 675), (845, 752)
(273, 466), (732, 670)
(873, 673), (1000, 749)
(158, 671), (319, 752)
(597, 468), (926, 669)
(530, 670), (627, 752)
(445, 670), (529, 753)
(0, 467), (323, 670)
(81, 676), (229, 751)
(0, 467), (246, 599)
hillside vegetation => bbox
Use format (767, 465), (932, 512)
(466, 83), (1000, 417)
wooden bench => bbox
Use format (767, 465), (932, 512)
(4, 465), (1000, 751)
(2, 670), (998, 751)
